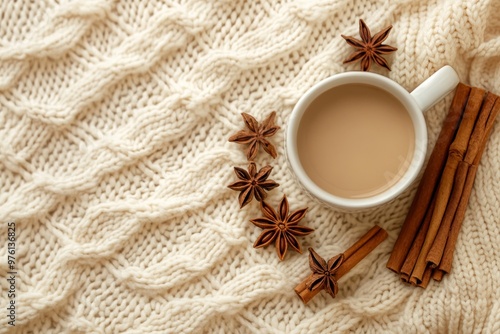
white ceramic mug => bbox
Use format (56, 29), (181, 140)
(286, 65), (460, 211)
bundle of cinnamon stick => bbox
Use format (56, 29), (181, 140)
(387, 83), (500, 288)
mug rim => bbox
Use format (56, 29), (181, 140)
(286, 71), (427, 210)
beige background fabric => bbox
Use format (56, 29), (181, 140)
(0, 0), (499, 333)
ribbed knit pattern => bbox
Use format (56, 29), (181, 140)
(0, 0), (499, 333)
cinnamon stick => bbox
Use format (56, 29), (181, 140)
(438, 97), (500, 274)
(400, 272), (410, 283)
(295, 225), (387, 304)
(386, 83), (470, 273)
(416, 266), (433, 289)
(335, 226), (387, 278)
(425, 161), (469, 267)
(426, 93), (498, 267)
(410, 87), (485, 282)
(432, 268), (444, 282)
(463, 93), (498, 164)
(295, 277), (320, 304)
(400, 196), (436, 282)
(436, 165), (478, 274)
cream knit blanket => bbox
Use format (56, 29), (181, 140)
(1, 0), (499, 333)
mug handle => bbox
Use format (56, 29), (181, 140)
(410, 65), (460, 112)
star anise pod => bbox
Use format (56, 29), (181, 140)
(305, 248), (344, 298)
(228, 111), (280, 161)
(250, 195), (314, 261)
(341, 19), (397, 71)
(228, 162), (279, 208)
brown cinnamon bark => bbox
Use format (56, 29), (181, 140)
(295, 226), (387, 304)
(295, 277), (321, 304)
(425, 161), (469, 267)
(426, 93), (498, 267)
(416, 266), (433, 288)
(432, 268), (444, 282)
(386, 83), (470, 273)
(436, 165), (477, 274)
(432, 96), (500, 281)
(400, 196), (436, 281)
(463, 93), (498, 164)
(400, 272), (410, 283)
(438, 98), (500, 274)
(410, 87), (485, 283)
(335, 226), (388, 278)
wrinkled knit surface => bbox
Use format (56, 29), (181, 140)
(1, 0), (500, 333)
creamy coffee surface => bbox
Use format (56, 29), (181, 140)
(297, 84), (415, 198)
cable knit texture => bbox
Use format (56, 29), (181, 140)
(0, 0), (499, 333)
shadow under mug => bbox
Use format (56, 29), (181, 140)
(286, 66), (460, 211)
